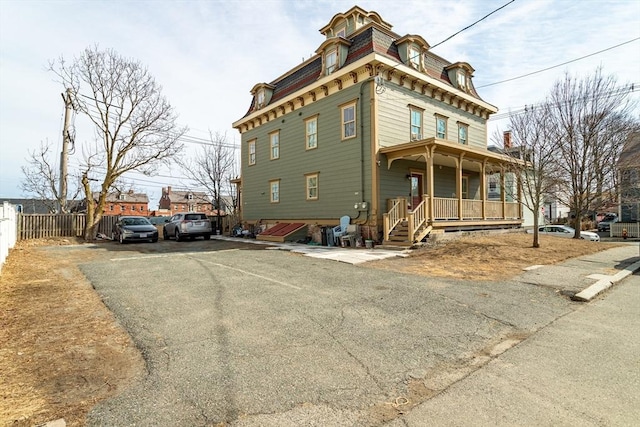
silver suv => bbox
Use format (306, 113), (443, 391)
(163, 213), (212, 241)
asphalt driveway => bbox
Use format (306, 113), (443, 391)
(73, 240), (576, 426)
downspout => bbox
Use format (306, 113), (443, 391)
(355, 76), (374, 225)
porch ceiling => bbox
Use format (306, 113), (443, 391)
(379, 137), (517, 172)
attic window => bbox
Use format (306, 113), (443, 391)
(456, 71), (467, 90)
(325, 49), (337, 75)
(336, 27), (346, 38)
(257, 89), (265, 108)
(118, 194), (126, 200)
(409, 46), (420, 69)
(188, 194), (193, 200)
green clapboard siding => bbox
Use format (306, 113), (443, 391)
(377, 84), (487, 149)
(241, 83), (372, 221)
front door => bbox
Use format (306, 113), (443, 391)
(410, 172), (423, 210)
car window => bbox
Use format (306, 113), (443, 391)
(185, 214), (207, 220)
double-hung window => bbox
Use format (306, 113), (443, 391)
(341, 102), (356, 140)
(325, 49), (337, 75)
(306, 173), (318, 200)
(458, 123), (468, 145)
(409, 46), (420, 69)
(256, 89), (265, 108)
(270, 179), (280, 203)
(435, 115), (447, 139)
(248, 139), (256, 165)
(270, 131), (280, 160)
(305, 116), (318, 150)
(410, 107), (423, 140)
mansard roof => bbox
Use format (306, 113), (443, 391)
(240, 9), (486, 119)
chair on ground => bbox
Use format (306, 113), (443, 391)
(332, 215), (350, 246)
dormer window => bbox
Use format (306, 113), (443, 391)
(118, 194), (126, 200)
(335, 27), (346, 38)
(188, 194), (193, 200)
(445, 62), (474, 92)
(409, 46), (421, 69)
(257, 89), (265, 108)
(457, 71), (467, 90)
(325, 49), (337, 75)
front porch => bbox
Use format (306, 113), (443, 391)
(379, 138), (524, 246)
(383, 195), (521, 245)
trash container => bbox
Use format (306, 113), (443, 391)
(365, 239), (374, 249)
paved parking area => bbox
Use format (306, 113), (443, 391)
(57, 239), (578, 426)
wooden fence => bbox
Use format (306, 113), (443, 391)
(17, 214), (118, 240)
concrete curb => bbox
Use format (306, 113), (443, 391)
(572, 259), (640, 302)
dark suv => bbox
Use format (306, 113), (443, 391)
(163, 213), (212, 241)
(597, 213), (618, 232)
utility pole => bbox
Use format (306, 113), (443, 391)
(59, 88), (72, 213)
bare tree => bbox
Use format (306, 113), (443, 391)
(49, 46), (186, 240)
(497, 106), (561, 248)
(20, 140), (82, 213)
(178, 131), (237, 233)
(547, 68), (637, 238)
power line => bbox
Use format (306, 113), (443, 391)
(430, 0), (516, 50)
(477, 37), (640, 89)
(488, 82), (639, 121)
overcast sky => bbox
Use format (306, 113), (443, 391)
(1, 0), (638, 209)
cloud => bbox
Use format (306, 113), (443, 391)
(1, 0), (639, 207)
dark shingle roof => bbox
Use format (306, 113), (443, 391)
(243, 26), (484, 118)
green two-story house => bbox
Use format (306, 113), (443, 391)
(232, 6), (522, 245)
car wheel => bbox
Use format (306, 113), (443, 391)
(163, 228), (170, 240)
(151, 237), (158, 243)
(175, 230), (182, 242)
(204, 234), (211, 240)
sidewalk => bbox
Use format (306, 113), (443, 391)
(388, 270), (640, 427)
(211, 235), (412, 264)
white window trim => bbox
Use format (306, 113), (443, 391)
(435, 114), (448, 140)
(325, 48), (337, 75)
(341, 102), (357, 140)
(409, 46), (421, 69)
(305, 173), (319, 201)
(270, 131), (280, 160)
(410, 106), (423, 141)
(305, 115), (318, 150)
(457, 122), (468, 145)
(248, 139), (256, 166)
(269, 179), (280, 203)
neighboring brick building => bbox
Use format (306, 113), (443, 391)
(93, 191), (150, 216)
(158, 186), (214, 215)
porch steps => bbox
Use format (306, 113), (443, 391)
(256, 223), (307, 243)
(383, 223), (433, 247)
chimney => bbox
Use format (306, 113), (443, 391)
(503, 131), (512, 149)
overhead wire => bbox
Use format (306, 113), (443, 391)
(477, 37), (640, 89)
(429, 0), (516, 50)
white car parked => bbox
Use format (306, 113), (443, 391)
(527, 225), (600, 242)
